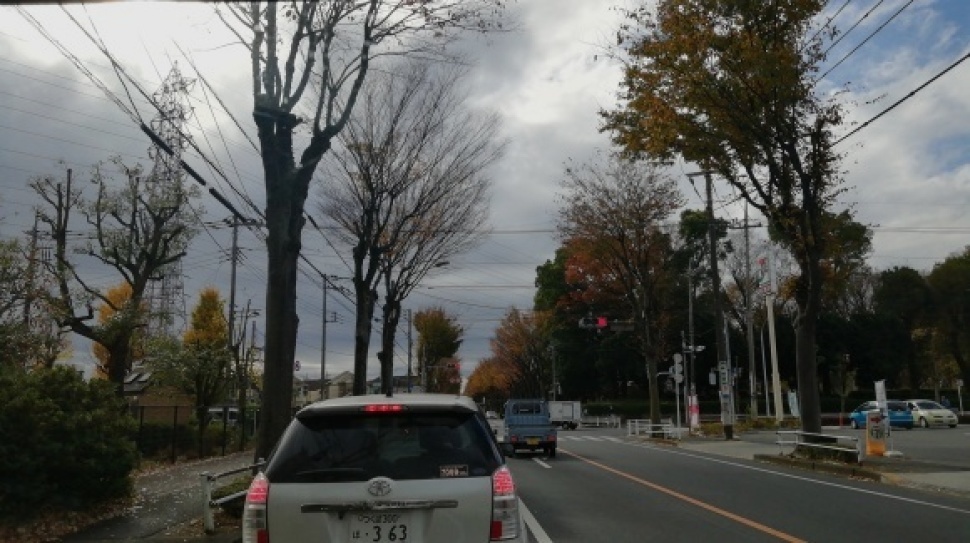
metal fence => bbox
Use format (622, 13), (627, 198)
(775, 430), (862, 463)
(130, 405), (259, 463)
(627, 418), (686, 439)
(201, 459), (265, 533)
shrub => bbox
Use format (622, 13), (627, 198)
(0, 367), (138, 522)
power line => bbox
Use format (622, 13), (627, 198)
(803, 0), (851, 52)
(834, 50), (970, 145)
(819, 0), (914, 82)
(821, 0), (884, 58)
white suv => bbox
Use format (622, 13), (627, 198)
(243, 393), (523, 542)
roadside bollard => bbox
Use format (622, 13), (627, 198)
(201, 471), (214, 533)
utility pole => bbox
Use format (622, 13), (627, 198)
(729, 203), (762, 418)
(744, 204), (757, 418)
(406, 309), (413, 392)
(551, 345), (557, 401)
(321, 275), (327, 398)
(228, 216), (260, 418)
(240, 318), (258, 449)
(226, 217), (261, 352)
(692, 170), (734, 440)
(228, 217), (240, 359)
(766, 245), (784, 421)
(320, 274), (339, 399)
(23, 212), (40, 329)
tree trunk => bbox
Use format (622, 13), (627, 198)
(794, 311), (821, 434)
(353, 284), (376, 395)
(795, 259), (824, 435)
(107, 339), (130, 395)
(256, 201), (301, 460)
(254, 146), (313, 460)
(380, 302), (402, 396)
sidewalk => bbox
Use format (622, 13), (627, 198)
(674, 430), (970, 499)
(63, 452), (252, 543)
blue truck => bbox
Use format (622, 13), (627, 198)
(503, 399), (558, 458)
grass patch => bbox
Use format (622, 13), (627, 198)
(212, 475), (254, 518)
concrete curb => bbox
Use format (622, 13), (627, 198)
(752, 454), (883, 481)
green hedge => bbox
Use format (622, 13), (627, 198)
(0, 367), (137, 521)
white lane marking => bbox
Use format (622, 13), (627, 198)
(520, 498), (554, 543)
(533, 457), (552, 469)
(622, 440), (970, 515)
(559, 435), (624, 442)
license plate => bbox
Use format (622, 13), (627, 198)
(526, 438), (539, 446)
(350, 512), (410, 542)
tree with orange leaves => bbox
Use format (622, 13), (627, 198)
(91, 282), (146, 380)
(557, 153), (684, 424)
(475, 307), (556, 399)
(464, 357), (512, 406)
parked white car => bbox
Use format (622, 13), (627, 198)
(906, 399), (958, 428)
(243, 393), (523, 543)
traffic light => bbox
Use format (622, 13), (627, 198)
(596, 316), (608, 329)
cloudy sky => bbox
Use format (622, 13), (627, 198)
(1, 1), (968, 385)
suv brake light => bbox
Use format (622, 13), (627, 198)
(242, 473), (270, 543)
(490, 466), (520, 541)
(362, 404), (405, 413)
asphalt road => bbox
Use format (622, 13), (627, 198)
(509, 427), (970, 542)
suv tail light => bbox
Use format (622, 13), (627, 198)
(490, 466), (520, 541)
(242, 473), (270, 543)
(362, 404), (405, 413)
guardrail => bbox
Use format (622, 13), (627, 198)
(626, 418), (685, 439)
(776, 430), (862, 463)
(581, 415), (621, 428)
(200, 459), (265, 533)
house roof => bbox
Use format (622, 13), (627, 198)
(122, 371), (152, 395)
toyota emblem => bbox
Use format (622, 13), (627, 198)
(367, 477), (393, 497)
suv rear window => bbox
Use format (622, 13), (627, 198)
(266, 411), (501, 483)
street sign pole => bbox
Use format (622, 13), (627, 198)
(672, 354), (684, 429)
(957, 379), (964, 415)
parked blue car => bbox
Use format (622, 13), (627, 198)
(848, 400), (914, 430)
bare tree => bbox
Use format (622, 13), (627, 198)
(32, 161), (199, 390)
(318, 61), (501, 394)
(557, 154), (685, 425)
(218, 1), (507, 457)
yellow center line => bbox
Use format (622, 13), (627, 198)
(562, 449), (806, 543)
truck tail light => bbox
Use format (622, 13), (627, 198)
(242, 473), (270, 543)
(490, 466), (520, 541)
